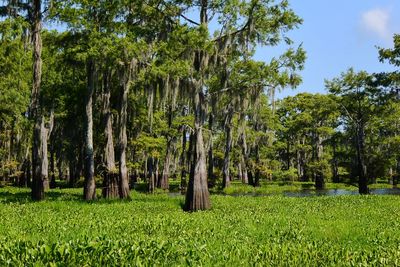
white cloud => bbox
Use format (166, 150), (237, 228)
(360, 8), (392, 41)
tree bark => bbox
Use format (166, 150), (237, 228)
(68, 160), (75, 187)
(248, 170), (254, 186)
(184, 0), (210, 211)
(254, 144), (261, 187)
(297, 137), (307, 181)
(356, 124), (369, 194)
(160, 106), (175, 190)
(315, 135), (325, 190)
(102, 68), (119, 199)
(50, 138), (56, 189)
(286, 139), (291, 170)
(117, 60), (135, 199)
(394, 158), (400, 188)
(184, 90), (210, 211)
(222, 108), (233, 189)
(83, 59), (96, 201)
(57, 152), (63, 182)
(42, 110), (54, 190)
(332, 140), (339, 183)
(240, 155), (248, 184)
(30, 0), (45, 201)
(148, 157), (156, 193)
(238, 161), (243, 181)
(69, 148), (82, 188)
(160, 138), (173, 190)
(240, 130), (249, 184)
(180, 126), (188, 193)
(207, 113), (215, 188)
(238, 112), (250, 185)
(155, 158), (160, 187)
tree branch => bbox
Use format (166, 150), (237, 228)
(180, 14), (200, 26)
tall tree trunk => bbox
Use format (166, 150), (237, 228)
(184, 90), (210, 211)
(240, 131), (249, 184)
(9, 118), (15, 162)
(332, 140), (339, 183)
(68, 160), (75, 187)
(248, 170), (254, 186)
(393, 160), (400, 188)
(222, 108), (233, 189)
(102, 69), (118, 198)
(356, 124), (369, 194)
(207, 113), (215, 188)
(286, 139), (291, 170)
(33, 116), (50, 198)
(238, 161), (243, 182)
(238, 113), (249, 185)
(69, 147), (82, 188)
(160, 138), (173, 190)
(83, 59), (96, 201)
(184, 0), (210, 211)
(148, 157), (156, 193)
(172, 148), (179, 180)
(131, 169), (138, 185)
(254, 144), (261, 187)
(160, 106), (175, 190)
(180, 126), (188, 193)
(20, 146), (30, 187)
(315, 134), (325, 190)
(31, 0), (45, 200)
(50, 138), (56, 189)
(296, 148), (302, 180)
(57, 152), (63, 182)
(41, 110), (54, 190)
(297, 137), (307, 181)
(155, 158), (160, 188)
(117, 61), (134, 199)
(240, 155), (248, 184)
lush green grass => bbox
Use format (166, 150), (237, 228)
(1, 187), (400, 266)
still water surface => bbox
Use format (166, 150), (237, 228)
(168, 188), (400, 197)
(283, 188), (400, 197)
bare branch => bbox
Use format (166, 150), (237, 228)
(180, 14), (200, 26)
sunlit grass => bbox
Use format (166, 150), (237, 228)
(0, 187), (400, 266)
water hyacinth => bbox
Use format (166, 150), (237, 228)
(1, 187), (400, 266)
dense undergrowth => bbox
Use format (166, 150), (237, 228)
(0, 187), (399, 266)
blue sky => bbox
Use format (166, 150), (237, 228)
(254, 0), (400, 98)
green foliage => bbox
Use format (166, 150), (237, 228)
(1, 187), (400, 266)
(272, 167), (298, 182)
(0, 18), (31, 124)
(379, 34), (400, 67)
(275, 93), (339, 181)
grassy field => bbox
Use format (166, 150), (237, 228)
(1, 187), (400, 266)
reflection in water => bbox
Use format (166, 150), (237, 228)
(168, 188), (400, 197)
(284, 188), (400, 197)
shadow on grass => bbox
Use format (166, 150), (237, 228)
(0, 187), (185, 206)
(301, 183), (314, 189)
(0, 189), (83, 204)
(132, 182), (181, 193)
